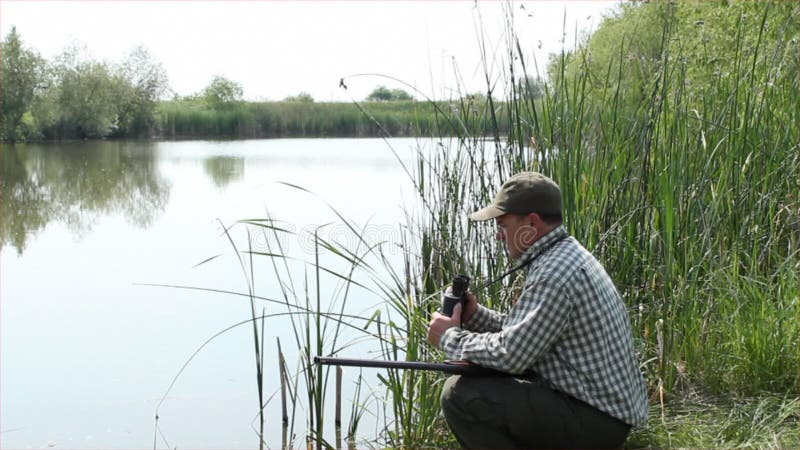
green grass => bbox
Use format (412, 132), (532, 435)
(156, 99), (508, 139)
(626, 394), (799, 449)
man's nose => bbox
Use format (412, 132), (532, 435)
(496, 229), (504, 240)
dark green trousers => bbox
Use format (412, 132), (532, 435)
(440, 374), (631, 449)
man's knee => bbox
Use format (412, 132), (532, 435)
(440, 375), (462, 417)
(440, 375), (492, 424)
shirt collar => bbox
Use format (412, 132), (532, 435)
(516, 225), (569, 265)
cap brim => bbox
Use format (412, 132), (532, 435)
(469, 205), (505, 221)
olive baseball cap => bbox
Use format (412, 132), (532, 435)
(469, 172), (562, 221)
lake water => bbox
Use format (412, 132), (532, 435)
(1, 138), (430, 449)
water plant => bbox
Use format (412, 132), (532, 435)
(357, 0), (798, 446)
(154, 1), (798, 448)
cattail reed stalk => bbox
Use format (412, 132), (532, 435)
(278, 338), (288, 426)
(335, 366), (342, 449)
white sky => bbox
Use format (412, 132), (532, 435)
(0, 1), (619, 102)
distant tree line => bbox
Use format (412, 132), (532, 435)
(1, 27), (169, 142)
(156, 97), (502, 138)
(0, 27), (516, 142)
(365, 85), (414, 102)
(0, 27), (445, 142)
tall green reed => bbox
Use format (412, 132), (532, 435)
(294, 7), (800, 446)
(364, 3), (798, 446)
(150, 207), (416, 449)
(239, 189), (451, 449)
(413, 0), (799, 401)
(157, 99), (476, 139)
(155, 2), (798, 448)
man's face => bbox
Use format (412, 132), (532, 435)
(495, 213), (537, 260)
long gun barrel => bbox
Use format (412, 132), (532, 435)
(314, 356), (507, 375)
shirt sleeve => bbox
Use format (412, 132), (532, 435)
(439, 276), (573, 374)
(462, 303), (504, 332)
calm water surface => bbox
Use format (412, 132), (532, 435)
(1, 138), (427, 448)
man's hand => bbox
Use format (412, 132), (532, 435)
(462, 292), (478, 322)
(428, 303), (463, 348)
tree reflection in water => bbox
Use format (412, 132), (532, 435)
(0, 141), (171, 254)
(203, 155), (244, 188)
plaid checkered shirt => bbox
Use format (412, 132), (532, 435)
(439, 225), (649, 427)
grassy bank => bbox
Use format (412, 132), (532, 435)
(156, 98), (510, 139)
(627, 394), (798, 448)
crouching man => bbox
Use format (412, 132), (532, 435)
(427, 172), (648, 449)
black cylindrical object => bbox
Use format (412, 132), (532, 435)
(441, 274), (471, 316)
